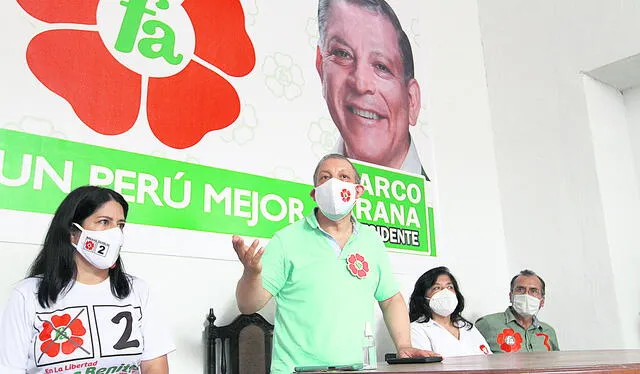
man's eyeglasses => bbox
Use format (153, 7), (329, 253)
(512, 286), (542, 297)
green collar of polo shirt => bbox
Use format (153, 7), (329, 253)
(505, 306), (541, 329)
(305, 208), (360, 236)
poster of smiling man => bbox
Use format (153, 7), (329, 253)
(0, 0), (437, 259)
(316, 0), (427, 179)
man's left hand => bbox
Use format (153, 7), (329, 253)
(398, 347), (441, 358)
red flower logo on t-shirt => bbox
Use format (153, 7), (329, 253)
(497, 328), (522, 352)
(346, 253), (369, 279)
(17, 0), (255, 149)
(340, 189), (351, 202)
(39, 313), (87, 357)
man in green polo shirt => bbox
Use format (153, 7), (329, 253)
(232, 154), (437, 373)
(476, 270), (559, 353)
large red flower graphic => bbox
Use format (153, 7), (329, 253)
(39, 313), (86, 357)
(18, 0), (255, 149)
(346, 253), (369, 279)
(496, 328), (522, 352)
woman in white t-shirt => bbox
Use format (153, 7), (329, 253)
(409, 266), (492, 357)
(0, 186), (175, 374)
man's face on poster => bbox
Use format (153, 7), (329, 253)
(316, 0), (420, 168)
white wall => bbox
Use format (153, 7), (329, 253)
(583, 76), (640, 348)
(623, 85), (640, 215)
(477, 0), (640, 349)
(621, 85), (640, 346)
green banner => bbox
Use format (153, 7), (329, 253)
(352, 162), (436, 255)
(0, 129), (436, 255)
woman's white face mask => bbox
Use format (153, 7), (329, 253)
(427, 289), (458, 317)
(72, 223), (123, 270)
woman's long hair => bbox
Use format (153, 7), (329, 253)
(408, 266), (472, 329)
(28, 186), (131, 307)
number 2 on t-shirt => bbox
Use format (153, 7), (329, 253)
(93, 305), (144, 357)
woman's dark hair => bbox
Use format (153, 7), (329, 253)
(28, 186), (132, 307)
(409, 266), (472, 330)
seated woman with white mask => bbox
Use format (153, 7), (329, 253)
(0, 186), (174, 374)
(409, 266), (492, 357)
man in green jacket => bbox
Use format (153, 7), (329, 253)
(476, 270), (559, 353)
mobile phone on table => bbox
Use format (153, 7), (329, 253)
(294, 363), (364, 372)
(385, 353), (442, 364)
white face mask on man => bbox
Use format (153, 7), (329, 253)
(511, 294), (541, 317)
(72, 223), (124, 270)
(314, 178), (358, 221)
(427, 289), (458, 317)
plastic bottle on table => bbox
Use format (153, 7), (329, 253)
(362, 321), (377, 369)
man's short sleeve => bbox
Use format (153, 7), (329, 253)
(475, 314), (505, 353)
(261, 233), (288, 297)
(373, 238), (399, 301)
(475, 316), (492, 340)
(0, 287), (33, 372)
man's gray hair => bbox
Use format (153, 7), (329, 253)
(313, 153), (361, 185)
(317, 0), (415, 82)
(510, 269), (546, 297)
